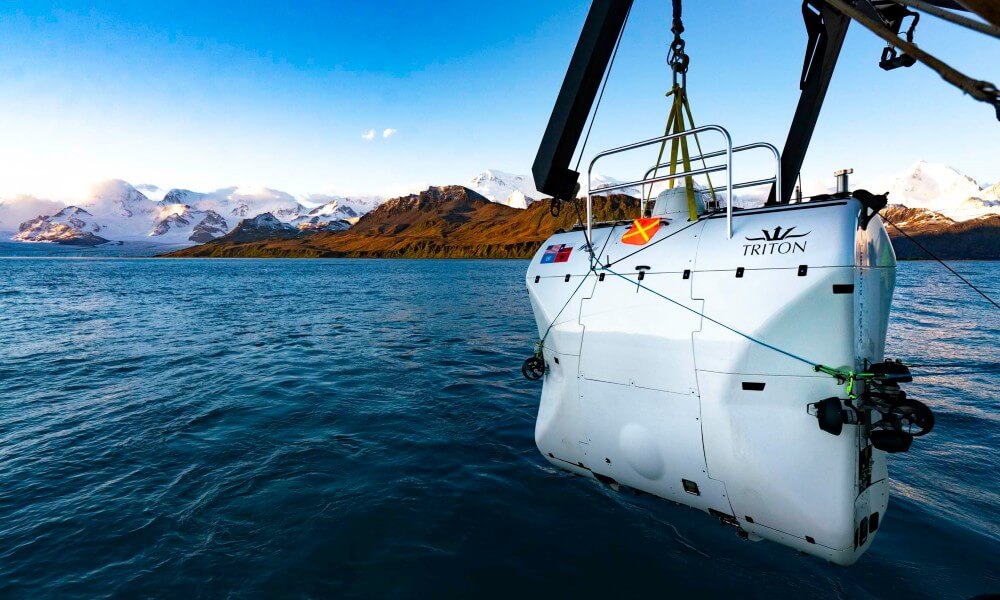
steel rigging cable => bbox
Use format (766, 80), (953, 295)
(880, 213), (1000, 310)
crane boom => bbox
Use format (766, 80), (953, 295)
(532, 0), (993, 205)
(768, 1), (851, 204)
(531, 0), (633, 201)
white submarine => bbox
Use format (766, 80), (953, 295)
(517, 0), (995, 564)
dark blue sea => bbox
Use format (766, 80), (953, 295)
(1, 258), (997, 598)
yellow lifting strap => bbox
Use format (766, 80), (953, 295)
(646, 84), (718, 222)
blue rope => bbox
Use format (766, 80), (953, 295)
(597, 265), (824, 370)
(537, 225), (622, 352)
(537, 271), (594, 353)
(533, 258), (870, 390)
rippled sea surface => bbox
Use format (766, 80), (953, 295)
(1, 259), (997, 598)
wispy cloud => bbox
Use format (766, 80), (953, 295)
(382, 128), (397, 139)
(361, 129), (376, 141)
(0, 195), (66, 230)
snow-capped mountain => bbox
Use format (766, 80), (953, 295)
(468, 169), (646, 207)
(584, 173), (642, 198)
(305, 200), (358, 220)
(160, 186), (304, 222)
(151, 204), (229, 243)
(189, 211), (230, 243)
(245, 213), (294, 231)
(469, 170), (546, 209)
(220, 212), (305, 243)
(302, 194), (383, 217)
(12, 181), (234, 245)
(136, 184), (167, 202)
(14, 206), (109, 246)
(291, 199), (357, 231)
(6, 180), (385, 246)
(884, 161), (999, 221)
(983, 182), (1000, 202)
(295, 218), (352, 232)
(87, 180), (158, 222)
(157, 188), (382, 228)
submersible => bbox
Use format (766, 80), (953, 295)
(516, 0), (988, 564)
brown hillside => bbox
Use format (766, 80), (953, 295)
(882, 205), (1000, 260)
(165, 187), (640, 258)
(164, 192), (998, 260)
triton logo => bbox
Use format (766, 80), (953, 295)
(743, 226), (811, 256)
(745, 226), (811, 242)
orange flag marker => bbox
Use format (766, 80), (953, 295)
(621, 217), (662, 246)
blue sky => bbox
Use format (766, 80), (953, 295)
(0, 0), (996, 200)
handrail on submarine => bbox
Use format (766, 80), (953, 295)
(587, 125), (782, 242)
(642, 142), (783, 217)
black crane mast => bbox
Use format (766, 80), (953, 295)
(532, 0), (999, 206)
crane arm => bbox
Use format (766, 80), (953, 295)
(769, 1), (852, 204)
(534, 0), (993, 206)
(532, 0), (633, 201)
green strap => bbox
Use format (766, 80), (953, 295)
(646, 103), (678, 205)
(680, 92), (717, 205)
(814, 365), (878, 399)
(647, 85), (716, 221)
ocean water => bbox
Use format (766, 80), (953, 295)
(0, 258), (996, 598)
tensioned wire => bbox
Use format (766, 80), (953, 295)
(596, 263), (825, 370)
(535, 232), (848, 380)
(536, 223), (622, 349)
(881, 214), (999, 310)
(533, 210), (995, 389)
(527, 0), (996, 385)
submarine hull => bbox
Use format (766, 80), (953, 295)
(526, 197), (895, 565)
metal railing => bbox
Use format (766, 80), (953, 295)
(642, 142), (782, 217)
(586, 125), (781, 241)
